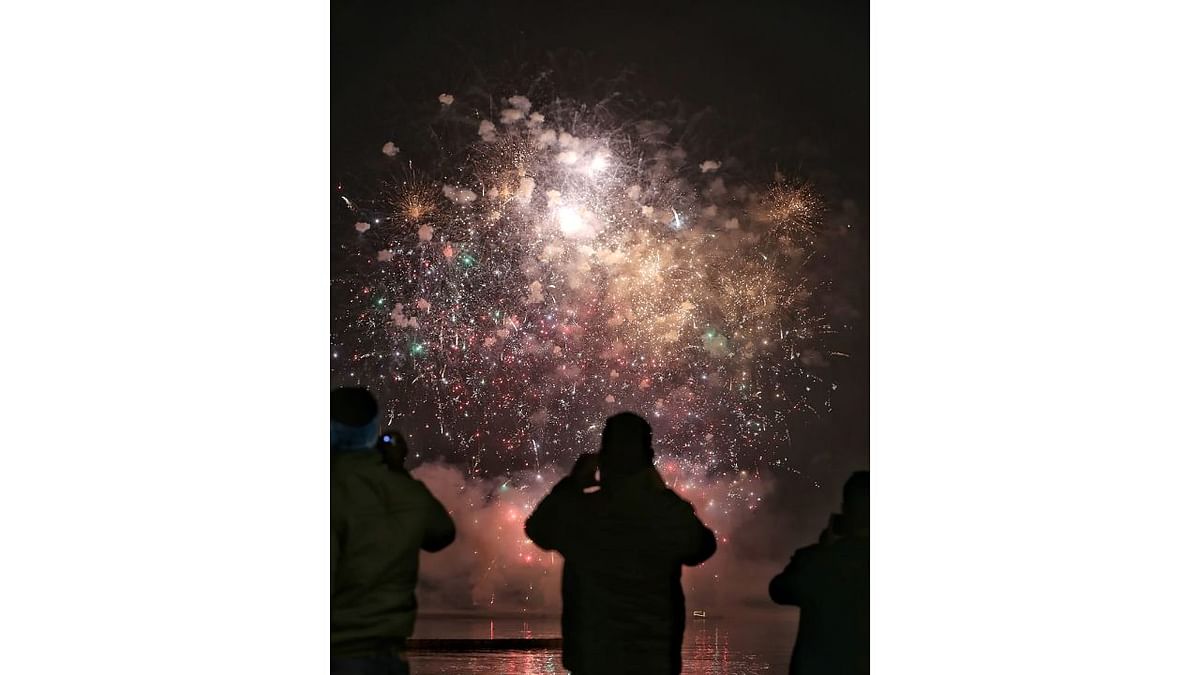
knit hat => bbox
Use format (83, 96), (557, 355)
(331, 387), (380, 452)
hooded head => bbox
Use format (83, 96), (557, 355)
(599, 412), (654, 479)
(331, 387), (380, 452)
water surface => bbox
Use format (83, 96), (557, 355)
(407, 611), (796, 674)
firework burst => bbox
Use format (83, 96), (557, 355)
(333, 92), (835, 480)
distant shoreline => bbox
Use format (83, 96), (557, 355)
(407, 637), (562, 651)
(419, 610), (559, 619)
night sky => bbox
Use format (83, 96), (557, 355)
(331, 0), (868, 555)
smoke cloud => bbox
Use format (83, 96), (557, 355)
(478, 119), (497, 142)
(410, 460), (799, 615)
(391, 303), (419, 329)
(442, 184), (478, 205)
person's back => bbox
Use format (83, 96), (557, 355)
(331, 452), (455, 652)
(526, 413), (717, 675)
(769, 470), (869, 675)
(330, 388), (455, 662)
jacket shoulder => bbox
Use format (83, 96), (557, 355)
(333, 456), (437, 509)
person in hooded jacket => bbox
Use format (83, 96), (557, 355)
(769, 470), (869, 675)
(526, 412), (717, 675)
(331, 387), (456, 674)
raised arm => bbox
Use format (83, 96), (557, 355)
(684, 521), (718, 566)
(526, 454), (596, 552)
(674, 498), (718, 566)
(525, 477), (578, 552)
(769, 545), (820, 606)
(420, 486), (457, 552)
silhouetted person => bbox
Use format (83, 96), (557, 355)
(331, 388), (456, 674)
(770, 470), (869, 675)
(526, 412), (717, 675)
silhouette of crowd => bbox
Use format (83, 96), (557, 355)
(331, 387), (868, 674)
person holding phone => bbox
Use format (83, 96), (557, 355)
(526, 412), (717, 675)
(331, 388), (456, 674)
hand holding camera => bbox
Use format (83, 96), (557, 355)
(570, 452), (601, 489)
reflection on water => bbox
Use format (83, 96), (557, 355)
(407, 611), (795, 674)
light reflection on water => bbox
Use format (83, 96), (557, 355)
(407, 611), (795, 674)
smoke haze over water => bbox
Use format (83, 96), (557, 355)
(413, 459), (830, 616)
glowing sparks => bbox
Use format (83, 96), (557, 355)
(332, 91), (835, 481)
(587, 153), (609, 176)
(556, 206), (585, 237)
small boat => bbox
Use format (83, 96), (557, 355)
(691, 610), (707, 619)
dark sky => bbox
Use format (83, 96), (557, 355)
(333, 0), (867, 189)
(332, 0), (868, 543)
